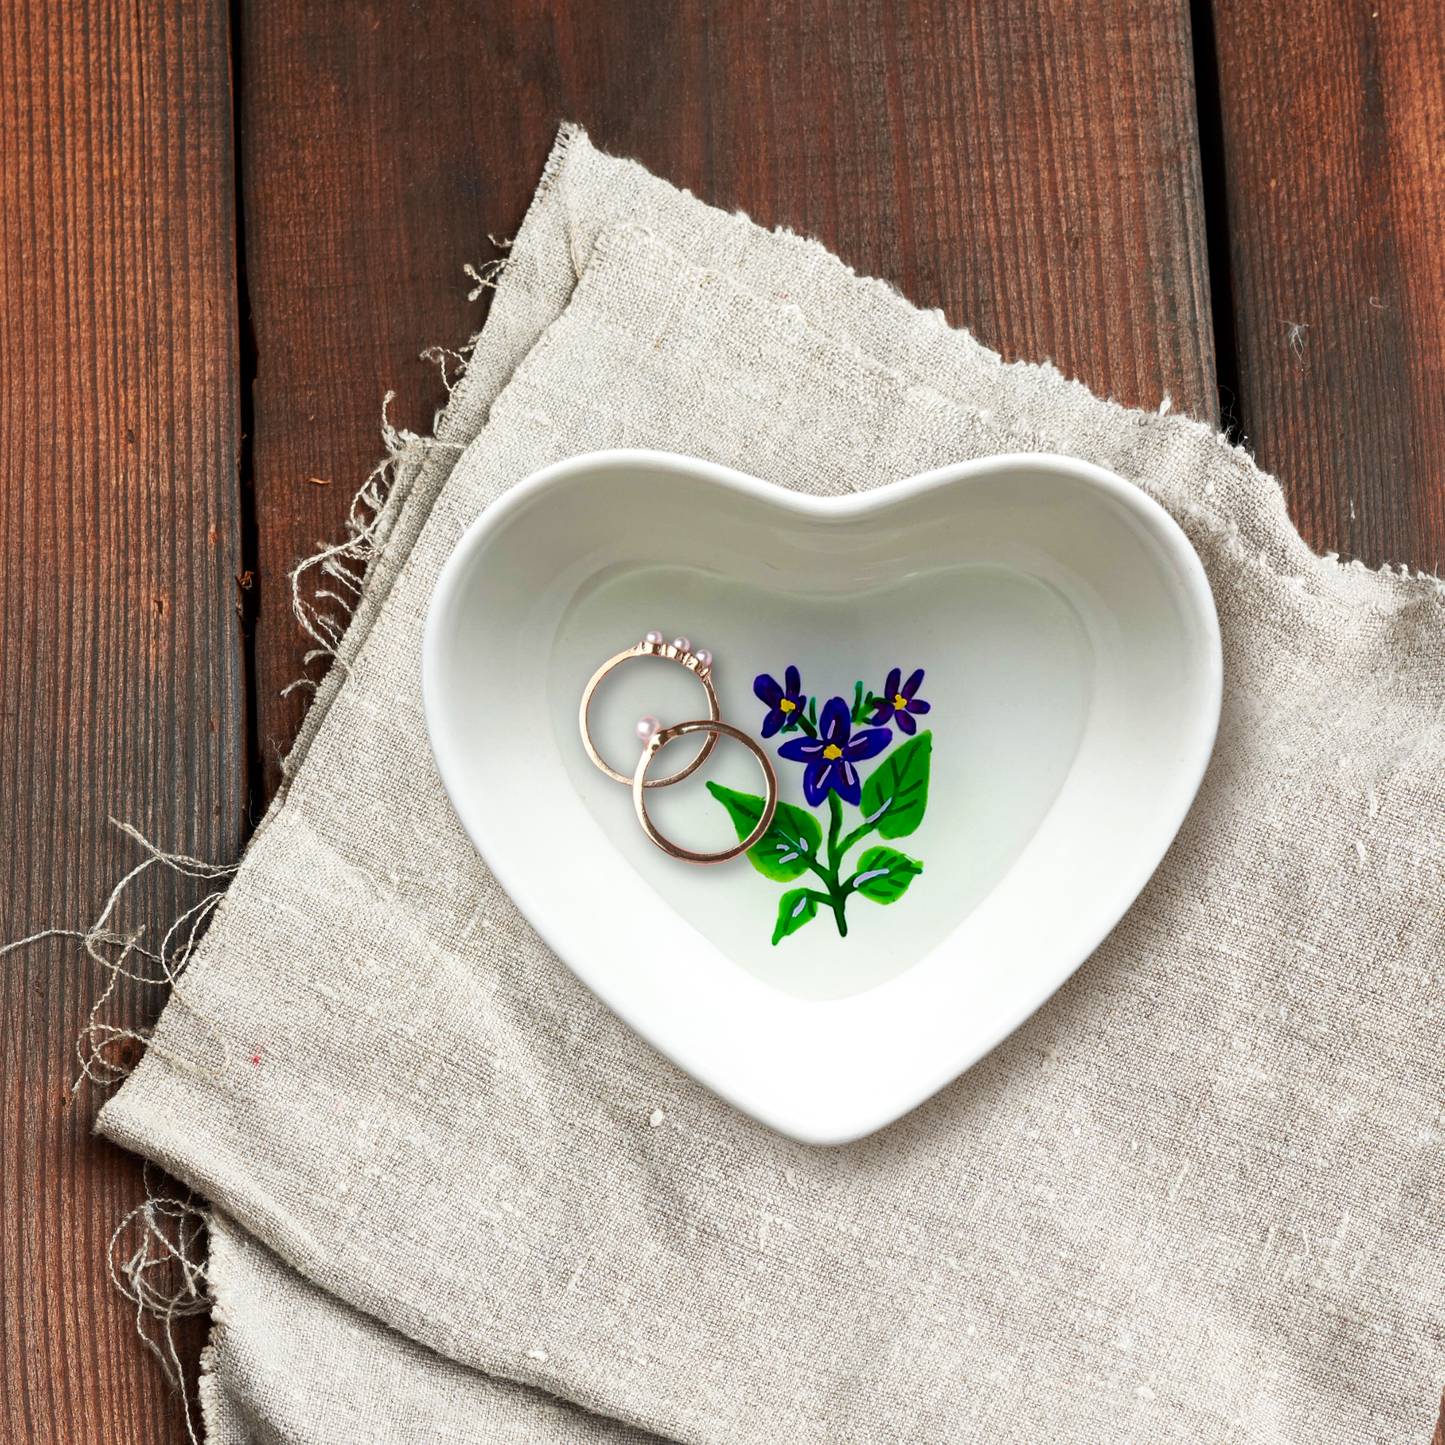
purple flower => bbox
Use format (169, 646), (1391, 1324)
(870, 667), (931, 736)
(755, 665), (806, 738)
(778, 697), (891, 806)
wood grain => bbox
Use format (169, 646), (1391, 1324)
(0, 0), (243, 1440)
(1209, 0), (1445, 568)
(239, 0), (1217, 802)
(8, 0), (1442, 1434)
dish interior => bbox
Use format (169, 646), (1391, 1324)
(552, 564), (1089, 998)
(430, 457), (1208, 1003)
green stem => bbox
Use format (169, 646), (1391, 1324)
(798, 851), (838, 893)
(802, 884), (849, 937)
(787, 843), (852, 944)
(815, 793), (860, 936)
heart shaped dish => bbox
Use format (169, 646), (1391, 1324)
(422, 450), (1221, 1144)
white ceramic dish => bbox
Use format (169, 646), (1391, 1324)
(422, 450), (1221, 1144)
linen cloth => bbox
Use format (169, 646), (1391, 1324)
(103, 126), (1445, 1444)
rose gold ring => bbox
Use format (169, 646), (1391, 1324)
(579, 634), (720, 789)
(633, 720), (778, 865)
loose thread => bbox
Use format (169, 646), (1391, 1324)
(0, 818), (236, 1090)
(282, 269), (501, 719)
(1282, 319), (1310, 369)
(419, 341), (478, 398)
(464, 237), (512, 301)
(2, 822), (236, 1437)
(109, 1163), (211, 1445)
(281, 389), (467, 708)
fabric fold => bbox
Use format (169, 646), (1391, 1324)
(199, 1211), (656, 1444)
(103, 126), (1445, 1445)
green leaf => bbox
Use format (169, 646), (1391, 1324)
(707, 782), (823, 882)
(772, 888), (821, 944)
(859, 731), (932, 839)
(851, 846), (923, 903)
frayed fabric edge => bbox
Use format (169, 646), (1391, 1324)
(1, 820), (242, 1434)
(259, 242), (524, 835)
(265, 127), (589, 815)
(0, 819), (236, 1089)
(110, 1168), (212, 1445)
(273, 384), (468, 794)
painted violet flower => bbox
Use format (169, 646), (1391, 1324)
(870, 667), (931, 735)
(755, 665), (807, 737)
(778, 696), (891, 806)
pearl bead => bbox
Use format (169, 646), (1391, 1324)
(672, 636), (690, 652)
(636, 715), (661, 741)
(644, 631), (664, 645)
(695, 649), (712, 667)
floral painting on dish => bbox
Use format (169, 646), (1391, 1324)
(710, 666), (932, 943)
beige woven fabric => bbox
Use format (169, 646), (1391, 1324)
(199, 1211), (656, 1444)
(103, 127), (1445, 1444)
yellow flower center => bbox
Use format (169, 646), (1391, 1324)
(823, 743), (844, 760)
(779, 698), (796, 712)
(893, 693), (908, 710)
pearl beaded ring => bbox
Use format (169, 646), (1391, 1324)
(577, 632), (721, 789)
(577, 633), (779, 865)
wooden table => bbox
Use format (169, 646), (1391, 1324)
(2, 1), (1442, 1437)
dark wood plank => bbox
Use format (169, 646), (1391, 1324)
(240, 0), (1217, 803)
(0, 0), (243, 1440)
(1209, 0), (1445, 569)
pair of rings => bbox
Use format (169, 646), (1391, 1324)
(579, 633), (779, 865)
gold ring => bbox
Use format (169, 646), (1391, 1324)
(633, 720), (778, 865)
(579, 636), (720, 789)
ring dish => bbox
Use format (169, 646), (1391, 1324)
(422, 449), (1222, 1144)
